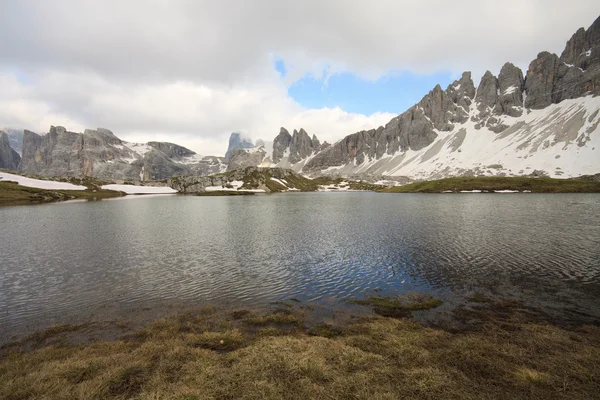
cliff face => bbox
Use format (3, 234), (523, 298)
(225, 133), (254, 160)
(1, 129), (24, 155)
(18, 127), (226, 180)
(0, 131), (21, 170)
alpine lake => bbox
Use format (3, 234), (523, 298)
(1, 192), (599, 342)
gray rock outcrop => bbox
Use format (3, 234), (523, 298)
(525, 15), (600, 109)
(225, 133), (254, 160)
(2, 129), (24, 155)
(227, 147), (266, 171)
(524, 51), (560, 109)
(446, 71), (476, 112)
(270, 127), (323, 165)
(289, 128), (320, 163)
(148, 141), (196, 159)
(168, 167), (316, 193)
(18, 126), (226, 180)
(470, 64), (526, 132)
(497, 62), (525, 117)
(272, 128), (292, 163)
(0, 131), (21, 170)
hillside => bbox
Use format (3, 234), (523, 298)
(381, 176), (600, 193)
(168, 167), (319, 194)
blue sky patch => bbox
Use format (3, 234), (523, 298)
(274, 59), (287, 77)
(286, 69), (455, 115)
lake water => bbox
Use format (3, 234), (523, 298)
(1, 192), (600, 340)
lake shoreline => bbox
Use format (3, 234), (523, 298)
(381, 175), (600, 193)
(2, 297), (599, 399)
(2, 173), (600, 207)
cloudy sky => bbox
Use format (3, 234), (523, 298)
(1, 1), (598, 156)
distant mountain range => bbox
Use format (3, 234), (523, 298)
(1, 127), (226, 180)
(1, 15), (599, 181)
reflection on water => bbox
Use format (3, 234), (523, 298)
(1, 192), (599, 338)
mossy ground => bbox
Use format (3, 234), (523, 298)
(381, 176), (600, 193)
(0, 181), (124, 206)
(238, 168), (319, 192)
(312, 176), (386, 191)
(1, 299), (599, 399)
(195, 191), (255, 196)
(348, 293), (444, 318)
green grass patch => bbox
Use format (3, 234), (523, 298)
(349, 295), (443, 318)
(188, 329), (245, 351)
(62, 362), (104, 384)
(196, 190), (255, 196)
(312, 176), (385, 191)
(307, 324), (343, 338)
(106, 366), (149, 398)
(468, 294), (494, 303)
(270, 301), (293, 308)
(0, 181), (123, 206)
(381, 176), (600, 193)
(243, 310), (304, 327)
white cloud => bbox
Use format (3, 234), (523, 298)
(0, 0), (598, 155)
(0, 71), (394, 156)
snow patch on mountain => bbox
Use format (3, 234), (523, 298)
(0, 172), (86, 190)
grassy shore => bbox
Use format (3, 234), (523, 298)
(1, 297), (599, 400)
(195, 190), (256, 196)
(0, 181), (124, 207)
(381, 176), (600, 193)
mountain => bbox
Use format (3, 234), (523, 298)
(2, 16), (599, 181)
(220, 16), (600, 179)
(17, 126), (226, 180)
(227, 127), (330, 172)
(298, 16), (600, 179)
(0, 131), (21, 170)
(225, 133), (255, 160)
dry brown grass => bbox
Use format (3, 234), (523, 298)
(1, 302), (599, 400)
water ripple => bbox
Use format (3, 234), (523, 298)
(1, 193), (600, 337)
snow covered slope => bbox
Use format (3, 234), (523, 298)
(314, 95), (600, 179)
(297, 16), (600, 179)
(100, 184), (178, 194)
(0, 172), (86, 190)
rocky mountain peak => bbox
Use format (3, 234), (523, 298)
(84, 128), (123, 147)
(446, 71), (476, 111)
(289, 128), (318, 164)
(0, 128), (24, 155)
(272, 127), (293, 163)
(560, 27), (587, 65)
(525, 16), (600, 111)
(497, 62), (525, 117)
(524, 52), (560, 109)
(225, 132), (254, 160)
(148, 142), (196, 159)
(417, 84), (458, 131)
(475, 70), (499, 111)
(560, 15), (600, 69)
(0, 131), (21, 170)
(311, 134), (321, 149)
